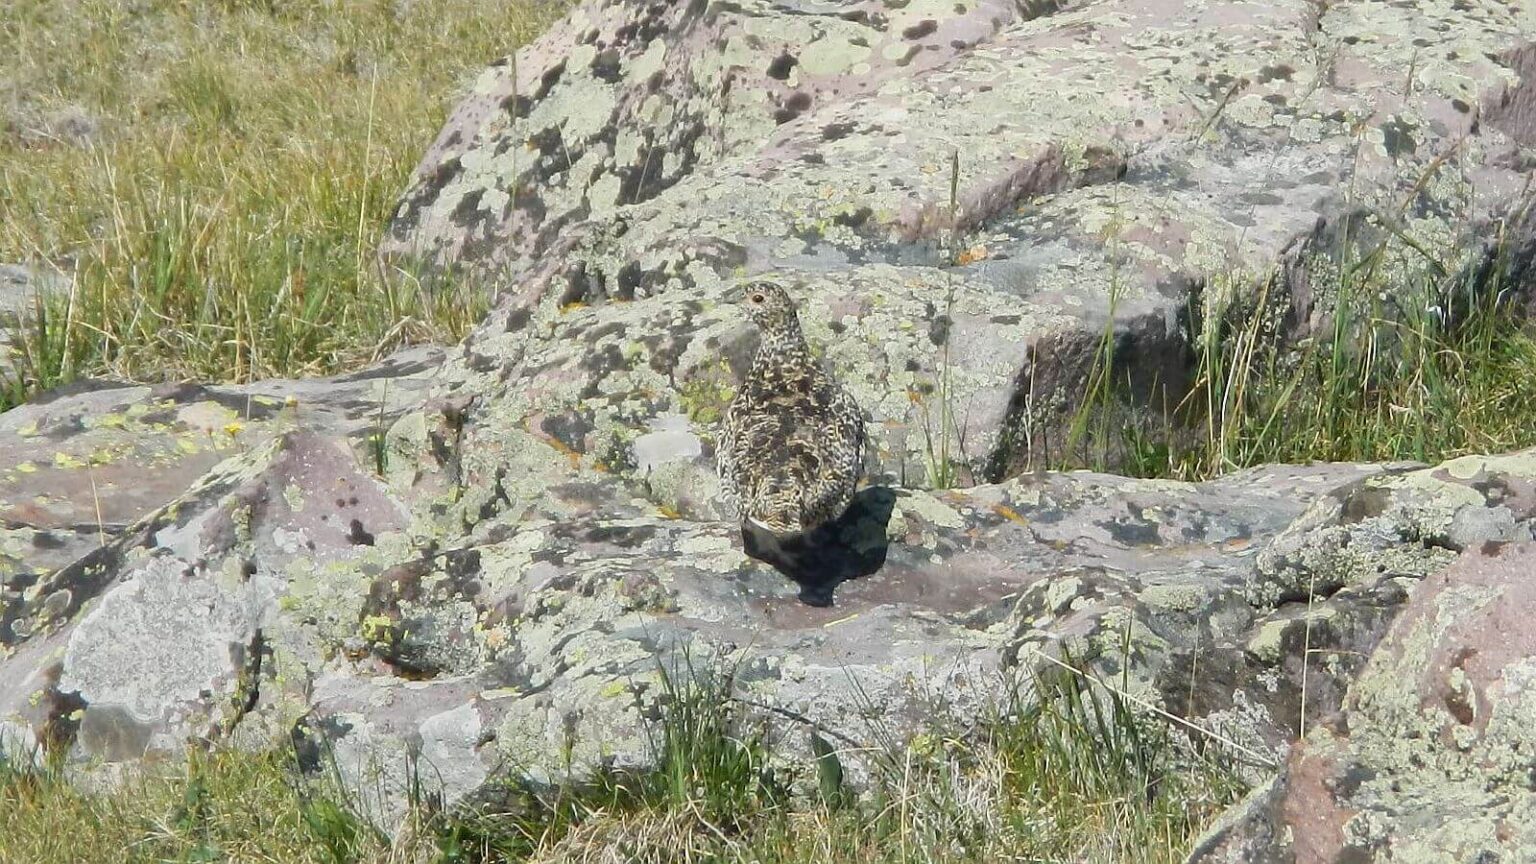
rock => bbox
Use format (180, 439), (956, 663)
(0, 347), (443, 580)
(0, 263), (69, 377)
(1187, 541), (1536, 863)
(384, 0), (1536, 477)
(0, 264), (66, 317)
(4, 0), (1536, 853)
(4, 104), (100, 150)
(7, 379), (1536, 833)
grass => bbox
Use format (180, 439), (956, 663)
(1003, 205), (1536, 481)
(0, 745), (388, 863)
(0, 657), (1241, 863)
(1182, 242), (1536, 475)
(917, 102), (1536, 484)
(918, 150), (966, 489)
(0, 0), (563, 405)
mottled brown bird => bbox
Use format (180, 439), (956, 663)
(716, 280), (865, 536)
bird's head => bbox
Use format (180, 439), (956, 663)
(724, 280), (800, 335)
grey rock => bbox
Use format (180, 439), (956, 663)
(0, 263), (69, 375)
(0, 264), (67, 317)
(5, 393), (1536, 839)
(384, 0), (1536, 478)
(16, 104), (100, 148)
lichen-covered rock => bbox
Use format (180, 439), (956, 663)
(5, 0), (1536, 852)
(7, 375), (1536, 838)
(0, 348), (444, 605)
(1187, 541), (1536, 863)
(385, 0), (1536, 477)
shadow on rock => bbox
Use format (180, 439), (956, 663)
(740, 486), (897, 607)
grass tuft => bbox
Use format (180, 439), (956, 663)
(1044, 213), (1536, 481)
(0, 745), (387, 863)
(0, 653), (1241, 863)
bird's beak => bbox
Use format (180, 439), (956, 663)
(720, 284), (746, 303)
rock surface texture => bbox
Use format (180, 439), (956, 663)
(2, 1), (1536, 860)
(1188, 540), (1536, 862)
(386, 0), (1536, 479)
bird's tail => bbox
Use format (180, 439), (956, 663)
(746, 473), (805, 535)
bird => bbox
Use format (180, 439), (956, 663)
(716, 279), (865, 538)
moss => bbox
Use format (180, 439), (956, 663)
(50, 452), (86, 470)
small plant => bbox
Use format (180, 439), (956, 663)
(641, 649), (786, 824)
(920, 149), (967, 489)
(1059, 207), (1135, 474)
(369, 380), (391, 477)
(297, 793), (375, 864)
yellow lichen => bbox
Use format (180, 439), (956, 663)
(360, 614), (395, 643)
(52, 452), (86, 469)
(991, 504), (1028, 524)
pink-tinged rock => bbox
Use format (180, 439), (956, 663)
(1189, 541), (1536, 863)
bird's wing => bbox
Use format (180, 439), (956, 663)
(796, 383), (864, 525)
(733, 407), (826, 531)
(737, 409), (823, 481)
(812, 373), (865, 478)
(832, 384), (866, 484)
(716, 400), (742, 514)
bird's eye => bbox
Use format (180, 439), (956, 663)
(750, 293), (765, 303)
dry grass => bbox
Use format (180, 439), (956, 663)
(0, 0), (562, 400)
(0, 747), (389, 863)
(1038, 224), (1536, 481)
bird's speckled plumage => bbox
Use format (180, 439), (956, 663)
(717, 281), (865, 535)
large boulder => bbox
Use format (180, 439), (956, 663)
(1188, 540), (1536, 863)
(385, 0), (1536, 478)
(5, 357), (1536, 832)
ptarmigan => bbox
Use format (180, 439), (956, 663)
(717, 280), (865, 536)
